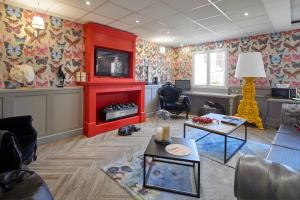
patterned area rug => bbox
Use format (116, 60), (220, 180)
(102, 153), (236, 200)
(102, 138), (270, 200)
(193, 131), (271, 167)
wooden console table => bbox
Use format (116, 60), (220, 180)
(183, 91), (239, 115)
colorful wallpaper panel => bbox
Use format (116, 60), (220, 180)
(135, 38), (174, 83)
(173, 30), (300, 87)
(0, 3), (84, 88)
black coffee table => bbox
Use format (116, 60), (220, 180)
(143, 136), (200, 197)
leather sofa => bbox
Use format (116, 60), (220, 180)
(235, 155), (300, 200)
(235, 103), (300, 200)
(267, 103), (300, 170)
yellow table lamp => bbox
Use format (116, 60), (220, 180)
(235, 52), (266, 129)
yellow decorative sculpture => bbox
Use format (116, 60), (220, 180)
(235, 52), (266, 130)
(235, 78), (263, 129)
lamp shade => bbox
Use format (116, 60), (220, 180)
(235, 52), (266, 78)
(31, 16), (45, 30)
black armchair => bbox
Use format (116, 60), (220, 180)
(0, 130), (53, 200)
(0, 116), (37, 165)
(159, 82), (191, 119)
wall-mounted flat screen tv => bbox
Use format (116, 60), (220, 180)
(94, 47), (129, 77)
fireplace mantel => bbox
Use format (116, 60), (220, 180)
(80, 23), (145, 137)
(84, 23), (136, 84)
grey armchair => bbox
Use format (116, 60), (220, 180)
(234, 155), (300, 200)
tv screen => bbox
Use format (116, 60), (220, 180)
(95, 48), (129, 77)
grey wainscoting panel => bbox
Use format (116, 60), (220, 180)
(0, 97), (2, 118)
(145, 85), (161, 117)
(145, 87), (152, 113)
(151, 86), (159, 112)
(53, 92), (83, 133)
(13, 95), (47, 136)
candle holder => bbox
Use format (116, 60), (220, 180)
(154, 110), (171, 144)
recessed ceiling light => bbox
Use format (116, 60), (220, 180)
(244, 12), (249, 16)
(135, 20), (140, 23)
(166, 31), (170, 35)
(86, 1), (91, 5)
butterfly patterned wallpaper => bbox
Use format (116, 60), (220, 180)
(0, 3), (84, 88)
(173, 29), (300, 87)
(135, 38), (174, 83)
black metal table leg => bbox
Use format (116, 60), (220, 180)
(197, 161), (200, 198)
(143, 155), (146, 186)
(224, 135), (227, 163)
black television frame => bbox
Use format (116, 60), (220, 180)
(94, 47), (130, 78)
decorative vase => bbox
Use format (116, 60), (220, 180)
(154, 110), (171, 144)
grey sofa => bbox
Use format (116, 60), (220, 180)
(267, 103), (300, 170)
(235, 103), (300, 200)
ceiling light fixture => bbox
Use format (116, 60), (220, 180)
(31, 1), (45, 30)
(159, 46), (166, 54)
(135, 19), (140, 23)
(86, 1), (91, 5)
(32, 16), (45, 30)
(244, 12), (249, 16)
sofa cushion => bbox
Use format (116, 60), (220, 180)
(281, 104), (300, 126)
(277, 124), (299, 136)
(267, 145), (300, 170)
(273, 132), (300, 150)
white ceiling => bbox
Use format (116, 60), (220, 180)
(4, 0), (300, 47)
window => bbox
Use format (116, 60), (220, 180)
(192, 50), (227, 88)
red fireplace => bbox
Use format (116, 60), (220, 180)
(79, 23), (145, 137)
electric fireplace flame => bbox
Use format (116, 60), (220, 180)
(100, 102), (138, 122)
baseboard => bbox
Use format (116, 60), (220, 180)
(37, 128), (83, 145)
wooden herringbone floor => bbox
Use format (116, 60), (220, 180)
(29, 118), (275, 200)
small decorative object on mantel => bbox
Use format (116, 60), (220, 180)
(152, 76), (159, 85)
(154, 110), (171, 144)
(76, 72), (87, 82)
(56, 65), (65, 87)
(165, 144), (192, 156)
(6, 64), (35, 88)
